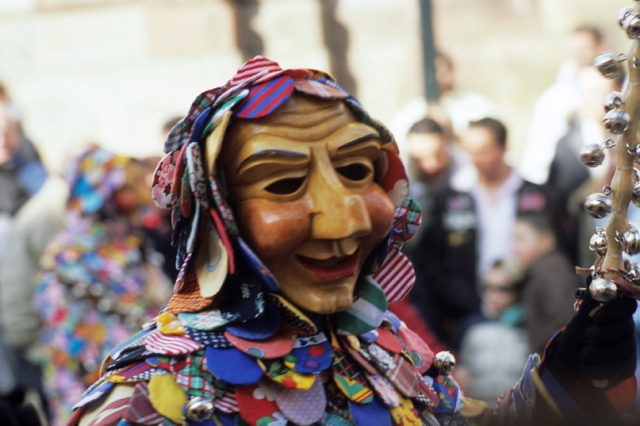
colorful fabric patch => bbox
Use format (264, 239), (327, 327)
(337, 277), (387, 336)
(348, 397), (392, 426)
(235, 382), (284, 426)
(186, 142), (209, 207)
(122, 381), (164, 425)
(396, 325), (433, 374)
(179, 309), (239, 331)
(105, 346), (149, 373)
(224, 324), (295, 359)
(226, 301), (281, 340)
(390, 197), (422, 246)
(157, 311), (187, 336)
(214, 388), (240, 413)
(145, 331), (203, 355)
(152, 149), (181, 208)
(167, 269), (214, 314)
(364, 373), (400, 409)
(193, 222), (228, 299)
(186, 329), (231, 348)
(235, 237), (278, 292)
(330, 332), (373, 404)
(73, 381), (114, 410)
(257, 358), (316, 390)
(110, 328), (152, 360)
(85, 396), (129, 426)
(374, 328), (403, 355)
(389, 395), (421, 426)
(205, 346), (263, 385)
(370, 249), (415, 304)
(426, 375), (463, 414)
(265, 374), (326, 425)
(228, 56), (283, 88)
(235, 76), (294, 119)
(148, 372), (187, 424)
(289, 332), (332, 374)
(267, 293), (317, 336)
(293, 78), (350, 100)
(108, 362), (155, 383)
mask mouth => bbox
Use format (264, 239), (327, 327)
(296, 248), (361, 281)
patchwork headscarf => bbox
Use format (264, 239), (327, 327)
(150, 56), (422, 336)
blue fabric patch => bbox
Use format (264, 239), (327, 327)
(205, 346), (263, 385)
(348, 397), (391, 426)
(226, 302), (281, 340)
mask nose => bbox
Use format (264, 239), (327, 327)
(308, 148), (372, 240)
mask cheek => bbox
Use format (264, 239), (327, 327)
(234, 198), (311, 261)
(361, 187), (395, 246)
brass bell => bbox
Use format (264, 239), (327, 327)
(579, 143), (605, 167)
(184, 396), (215, 421)
(632, 182), (640, 207)
(619, 7), (634, 27)
(622, 223), (640, 255)
(604, 91), (624, 112)
(623, 13), (640, 39)
(590, 277), (618, 303)
(603, 110), (631, 134)
(594, 52), (625, 79)
(433, 351), (456, 375)
(584, 193), (611, 219)
(589, 228), (608, 256)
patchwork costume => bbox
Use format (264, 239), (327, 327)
(70, 58), (635, 426)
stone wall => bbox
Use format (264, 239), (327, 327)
(0, 0), (633, 171)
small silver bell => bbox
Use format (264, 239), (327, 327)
(622, 223), (640, 255)
(623, 13), (640, 39)
(619, 7), (634, 27)
(604, 110), (631, 134)
(626, 144), (640, 163)
(589, 228), (608, 256)
(594, 52), (625, 79)
(627, 263), (640, 284)
(184, 396), (215, 421)
(579, 143), (605, 167)
(433, 351), (456, 375)
(590, 277), (618, 303)
(632, 182), (640, 207)
(584, 193), (612, 219)
(604, 91), (624, 112)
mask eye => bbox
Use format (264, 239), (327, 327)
(264, 177), (305, 195)
(336, 163), (372, 182)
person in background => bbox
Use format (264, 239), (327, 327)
(513, 212), (581, 355)
(403, 117), (480, 348)
(390, 50), (499, 166)
(33, 147), (172, 425)
(458, 258), (529, 405)
(460, 117), (550, 284)
(0, 93), (51, 426)
(520, 25), (608, 187)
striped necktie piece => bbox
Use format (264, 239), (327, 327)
(235, 75), (294, 119)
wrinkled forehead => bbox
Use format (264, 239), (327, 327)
(222, 94), (380, 163)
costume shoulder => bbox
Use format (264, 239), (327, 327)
(70, 303), (494, 426)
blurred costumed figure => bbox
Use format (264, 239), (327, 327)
(34, 147), (171, 425)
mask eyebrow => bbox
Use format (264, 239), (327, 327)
(335, 133), (380, 152)
(237, 149), (310, 179)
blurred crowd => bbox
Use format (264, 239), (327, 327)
(0, 24), (637, 424)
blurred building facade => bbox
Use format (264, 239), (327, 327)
(0, 0), (632, 172)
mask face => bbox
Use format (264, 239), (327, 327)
(222, 94), (395, 314)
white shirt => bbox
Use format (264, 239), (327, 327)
(471, 169), (523, 280)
